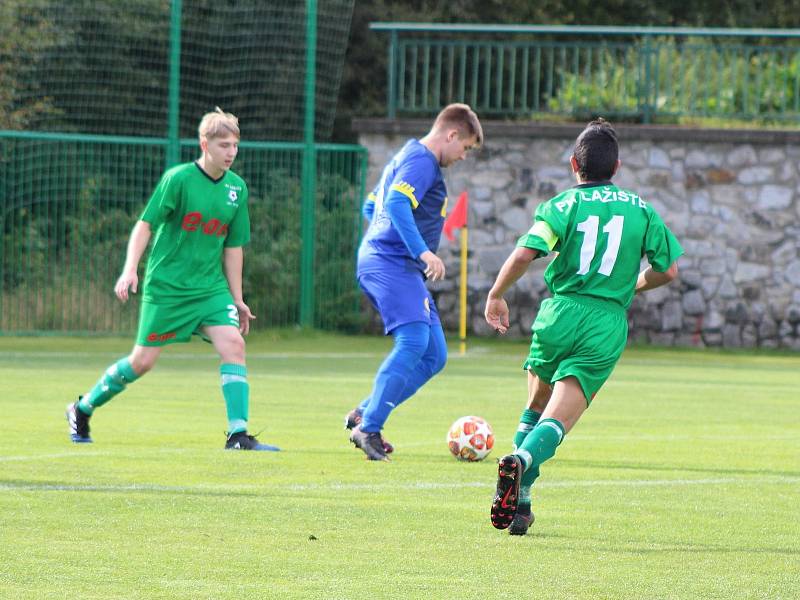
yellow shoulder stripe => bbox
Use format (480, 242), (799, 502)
(528, 220), (558, 250)
(389, 182), (419, 209)
(366, 192), (376, 204)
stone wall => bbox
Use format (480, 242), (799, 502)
(352, 119), (800, 349)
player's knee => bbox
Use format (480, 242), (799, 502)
(430, 344), (447, 374)
(129, 355), (156, 375)
(219, 334), (246, 363)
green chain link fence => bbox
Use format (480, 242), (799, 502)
(0, 0), (367, 334)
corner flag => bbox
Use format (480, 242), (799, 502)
(444, 192), (469, 355)
(443, 191), (468, 241)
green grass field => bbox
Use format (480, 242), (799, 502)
(1, 332), (798, 599)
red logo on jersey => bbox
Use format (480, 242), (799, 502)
(181, 212), (229, 237)
(146, 331), (176, 342)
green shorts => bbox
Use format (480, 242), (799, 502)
(136, 291), (239, 346)
(523, 294), (628, 404)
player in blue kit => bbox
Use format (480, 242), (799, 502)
(345, 104), (483, 460)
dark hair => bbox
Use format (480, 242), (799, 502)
(573, 118), (618, 181)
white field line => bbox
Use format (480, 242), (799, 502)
(0, 475), (798, 495)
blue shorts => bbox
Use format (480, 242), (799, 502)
(358, 268), (440, 335)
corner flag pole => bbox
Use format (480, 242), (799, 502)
(458, 225), (468, 355)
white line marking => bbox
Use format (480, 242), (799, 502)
(0, 476), (797, 495)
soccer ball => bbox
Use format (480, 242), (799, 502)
(447, 415), (494, 462)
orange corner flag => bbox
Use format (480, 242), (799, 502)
(443, 191), (468, 242)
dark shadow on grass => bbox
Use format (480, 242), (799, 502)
(557, 459), (800, 479)
(545, 534), (800, 557)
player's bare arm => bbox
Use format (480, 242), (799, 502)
(222, 246), (255, 335)
(114, 220), (152, 302)
(485, 247), (539, 334)
(419, 249), (446, 281)
(635, 261), (679, 294)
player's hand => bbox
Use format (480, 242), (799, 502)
(235, 301), (256, 336)
(114, 271), (138, 303)
(485, 296), (510, 334)
(419, 250), (445, 282)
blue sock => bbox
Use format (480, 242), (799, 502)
(358, 324), (447, 413)
(360, 322), (430, 432)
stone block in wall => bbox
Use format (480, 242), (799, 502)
(725, 302), (749, 324)
(703, 309), (724, 331)
(679, 269), (702, 289)
(689, 190), (712, 214)
(738, 166), (773, 184)
(783, 260), (800, 287)
(682, 290), (706, 315)
(727, 145), (757, 167)
(649, 332), (676, 345)
(757, 185), (793, 210)
(758, 318), (778, 339)
(702, 331), (723, 346)
(722, 323), (742, 347)
(500, 206), (529, 231)
(661, 300), (683, 331)
(779, 162), (796, 182)
(648, 147), (671, 169)
(475, 246), (510, 277)
(733, 262), (770, 283)
(706, 168), (736, 184)
(700, 258), (727, 277)
(742, 323), (758, 347)
(700, 277), (720, 299)
(758, 147), (785, 164)
(771, 241), (798, 266)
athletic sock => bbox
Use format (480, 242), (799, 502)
(78, 357), (139, 414)
(518, 485), (532, 512)
(514, 418), (565, 472)
(221, 363), (249, 434)
(514, 409), (542, 488)
(513, 409), (541, 449)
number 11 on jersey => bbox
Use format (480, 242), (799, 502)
(576, 215), (624, 276)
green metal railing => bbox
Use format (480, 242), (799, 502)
(0, 131), (367, 334)
(373, 23), (800, 123)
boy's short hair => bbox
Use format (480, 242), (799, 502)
(573, 118), (618, 181)
(432, 103), (483, 146)
(198, 107), (240, 140)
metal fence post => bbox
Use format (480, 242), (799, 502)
(388, 29), (398, 118)
(300, 0), (318, 327)
(641, 35), (654, 124)
(166, 0), (181, 168)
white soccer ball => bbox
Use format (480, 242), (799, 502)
(447, 415), (494, 462)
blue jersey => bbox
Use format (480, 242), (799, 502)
(358, 139), (448, 274)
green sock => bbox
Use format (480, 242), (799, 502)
(78, 357), (139, 414)
(221, 363), (248, 434)
(512, 408), (541, 450)
(514, 409), (542, 492)
(515, 418), (565, 472)
(518, 485), (532, 512)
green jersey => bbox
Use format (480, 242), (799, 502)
(140, 162), (250, 302)
(517, 182), (683, 310)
